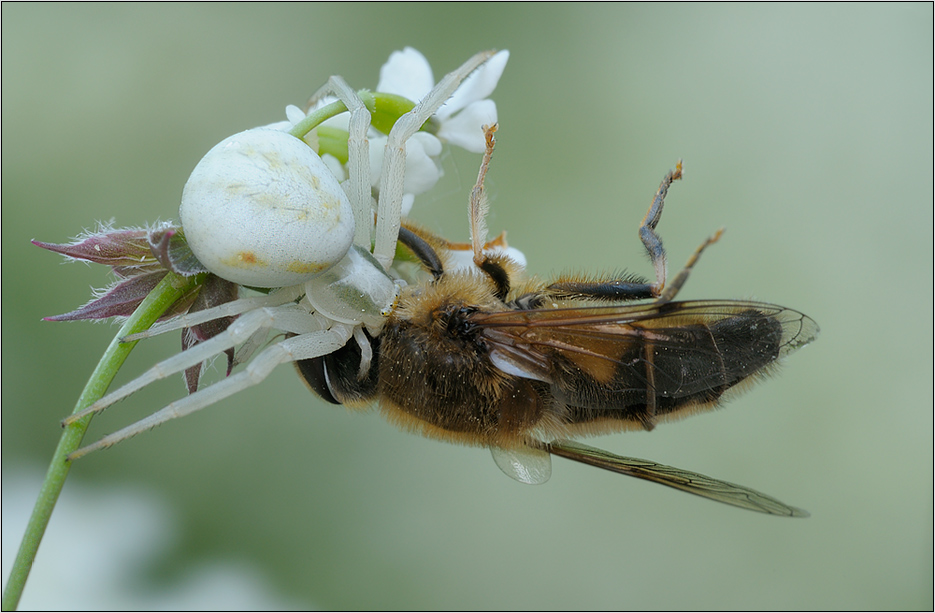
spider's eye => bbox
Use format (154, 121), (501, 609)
(180, 128), (356, 288)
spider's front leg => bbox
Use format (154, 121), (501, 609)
(372, 50), (497, 269)
(308, 76), (374, 249)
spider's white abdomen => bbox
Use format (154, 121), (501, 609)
(180, 128), (355, 288)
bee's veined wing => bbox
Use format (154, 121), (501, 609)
(546, 439), (808, 517)
(490, 444), (552, 484)
(477, 300), (819, 392)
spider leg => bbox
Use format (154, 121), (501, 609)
(372, 50), (497, 268)
(64, 303), (326, 425)
(318, 76), (373, 250)
(351, 325), (373, 378)
(232, 296), (330, 367)
(68, 324), (355, 459)
(123, 285), (304, 341)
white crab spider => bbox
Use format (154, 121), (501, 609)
(66, 50), (500, 459)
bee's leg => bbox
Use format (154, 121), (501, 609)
(467, 124), (514, 303)
(545, 226), (721, 305)
(656, 228), (723, 304)
(536, 161), (721, 306)
(469, 123), (497, 267)
(542, 276), (657, 302)
(637, 161), (723, 304)
(397, 226), (444, 279)
(638, 161), (683, 297)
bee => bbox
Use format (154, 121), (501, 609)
(296, 125), (819, 516)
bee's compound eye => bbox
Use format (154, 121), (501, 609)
(180, 128), (355, 288)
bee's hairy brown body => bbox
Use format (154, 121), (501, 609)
(297, 247), (789, 449)
(378, 276), (549, 447)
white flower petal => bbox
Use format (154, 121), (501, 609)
(437, 50), (509, 119)
(400, 193), (415, 217)
(377, 47), (434, 101)
(444, 249), (476, 274)
(321, 153), (346, 183)
(321, 114), (351, 131)
(260, 120), (293, 132)
(400, 135), (442, 195)
(500, 246), (526, 270)
(285, 105), (306, 125)
(368, 135), (387, 187)
(444, 245), (526, 274)
(437, 99), (498, 153)
(368, 133), (442, 197)
(412, 131), (442, 157)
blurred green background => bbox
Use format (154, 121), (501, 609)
(3, 4), (932, 610)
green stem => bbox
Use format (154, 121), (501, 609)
(289, 99), (349, 140)
(286, 90), (441, 162)
(1, 272), (203, 611)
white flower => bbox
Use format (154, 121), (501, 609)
(366, 128), (442, 210)
(445, 244), (527, 273)
(368, 130), (442, 217)
(264, 48), (509, 213)
(377, 47), (509, 154)
(365, 47), (508, 207)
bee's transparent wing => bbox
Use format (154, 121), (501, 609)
(490, 444), (552, 484)
(547, 440), (808, 517)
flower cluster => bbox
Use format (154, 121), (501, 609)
(277, 47), (509, 216)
